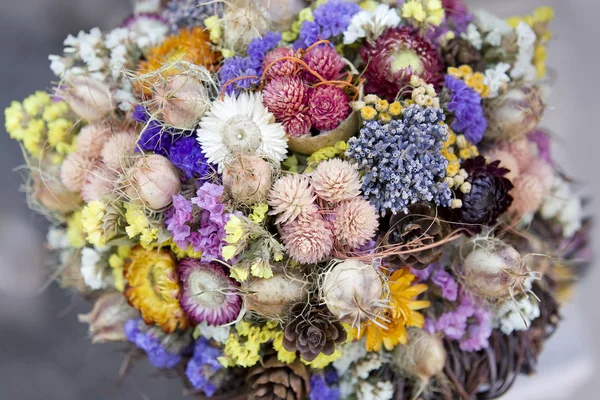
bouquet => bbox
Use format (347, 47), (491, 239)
(4, 0), (592, 399)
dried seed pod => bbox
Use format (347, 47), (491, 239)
(127, 154), (181, 210)
(222, 155), (272, 205)
(61, 76), (114, 122)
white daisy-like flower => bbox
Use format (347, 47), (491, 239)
(483, 62), (511, 98)
(81, 247), (111, 290)
(197, 92), (287, 171)
(473, 10), (513, 47)
(510, 22), (537, 80)
(343, 4), (401, 45)
(461, 23), (483, 50)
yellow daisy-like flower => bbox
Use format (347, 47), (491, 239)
(359, 268), (429, 352)
(124, 247), (189, 333)
(360, 106), (377, 121)
(389, 101), (403, 116)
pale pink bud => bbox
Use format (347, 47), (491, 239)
(127, 154), (181, 210)
(62, 76), (114, 122)
(393, 328), (446, 384)
(153, 75), (211, 130)
(485, 85), (544, 141)
(31, 166), (82, 213)
(78, 292), (139, 344)
(222, 155), (272, 205)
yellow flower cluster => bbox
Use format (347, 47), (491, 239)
(306, 141), (348, 172)
(447, 65), (490, 98)
(220, 320), (342, 369)
(354, 94), (403, 124)
(402, 0), (445, 28)
(219, 320), (294, 367)
(282, 6), (315, 42)
(124, 204), (159, 248)
(410, 75), (440, 107)
(81, 201), (108, 247)
(507, 6), (554, 79)
(441, 129), (474, 208)
(66, 210), (86, 249)
(4, 91), (78, 162)
(108, 246), (131, 292)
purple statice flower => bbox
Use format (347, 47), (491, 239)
(346, 105), (452, 215)
(169, 136), (213, 180)
(431, 268), (458, 301)
(411, 264), (434, 282)
(219, 32), (282, 95)
(528, 129), (553, 165)
(165, 182), (229, 260)
(445, 75), (487, 144)
(185, 338), (223, 397)
(310, 373), (340, 400)
(436, 311), (468, 340)
(293, 0), (360, 49)
(459, 307), (493, 352)
(163, 0), (223, 33)
(125, 319), (182, 369)
(133, 105), (180, 156)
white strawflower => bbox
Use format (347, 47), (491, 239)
(484, 62), (511, 98)
(511, 22), (537, 80)
(81, 247), (111, 290)
(473, 10), (513, 46)
(343, 4), (401, 45)
(461, 23), (483, 50)
(197, 92), (287, 171)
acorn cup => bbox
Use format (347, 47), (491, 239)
(286, 111), (359, 155)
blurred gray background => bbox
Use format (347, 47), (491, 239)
(0, 0), (598, 399)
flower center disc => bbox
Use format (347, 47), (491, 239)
(222, 115), (262, 155)
(391, 49), (424, 75)
(189, 269), (227, 308)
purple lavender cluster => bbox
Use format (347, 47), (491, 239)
(133, 106), (213, 179)
(125, 319), (182, 369)
(445, 75), (487, 144)
(415, 264), (493, 352)
(165, 182), (229, 260)
(185, 338), (223, 397)
(163, 0), (223, 32)
(219, 32), (282, 95)
(294, 0), (361, 49)
(346, 105), (452, 215)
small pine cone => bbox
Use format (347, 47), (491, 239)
(443, 38), (485, 71)
(383, 203), (450, 269)
(247, 353), (310, 400)
(283, 304), (347, 362)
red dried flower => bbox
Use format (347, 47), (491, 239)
(282, 113), (312, 137)
(360, 27), (444, 101)
(262, 76), (308, 120)
(302, 45), (346, 82)
(307, 86), (350, 131)
(262, 47), (300, 81)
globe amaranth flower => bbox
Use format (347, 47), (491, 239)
(333, 198), (379, 249)
(308, 86), (350, 131)
(311, 159), (362, 203)
(262, 76), (309, 122)
(219, 32), (282, 95)
(197, 92), (287, 172)
(302, 45), (346, 82)
(293, 0), (361, 49)
(165, 182), (230, 260)
(346, 104), (452, 215)
(125, 319), (192, 369)
(445, 75), (487, 144)
(185, 337), (223, 397)
(262, 47), (300, 81)
(268, 174), (316, 224)
(168, 136), (213, 180)
(178, 259), (242, 326)
(360, 27), (444, 101)
(281, 211), (334, 264)
(124, 248), (189, 333)
(453, 155), (513, 228)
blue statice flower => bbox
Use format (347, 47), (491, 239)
(133, 105), (181, 156)
(163, 0), (224, 33)
(309, 370), (341, 400)
(346, 105), (452, 215)
(168, 136), (213, 180)
(185, 338), (223, 397)
(125, 319), (182, 369)
(293, 0), (361, 49)
(445, 75), (487, 144)
(219, 32), (282, 95)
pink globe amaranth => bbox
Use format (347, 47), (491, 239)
(282, 112), (312, 137)
(360, 26), (444, 101)
(262, 76), (309, 120)
(302, 45), (346, 82)
(262, 47), (300, 80)
(307, 86), (350, 131)
(178, 259), (242, 326)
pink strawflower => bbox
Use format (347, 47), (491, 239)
(262, 47), (299, 81)
(281, 212), (334, 264)
(311, 159), (362, 203)
(333, 198), (379, 249)
(282, 113), (312, 137)
(178, 259), (242, 326)
(302, 45), (345, 82)
(268, 174), (316, 224)
(262, 76), (308, 120)
(307, 86), (349, 131)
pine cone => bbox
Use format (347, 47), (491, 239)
(247, 353), (310, 400)
(443, 38), (484, 71)
(283, 304), (347, 362)
(383, 203), (450, 269)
